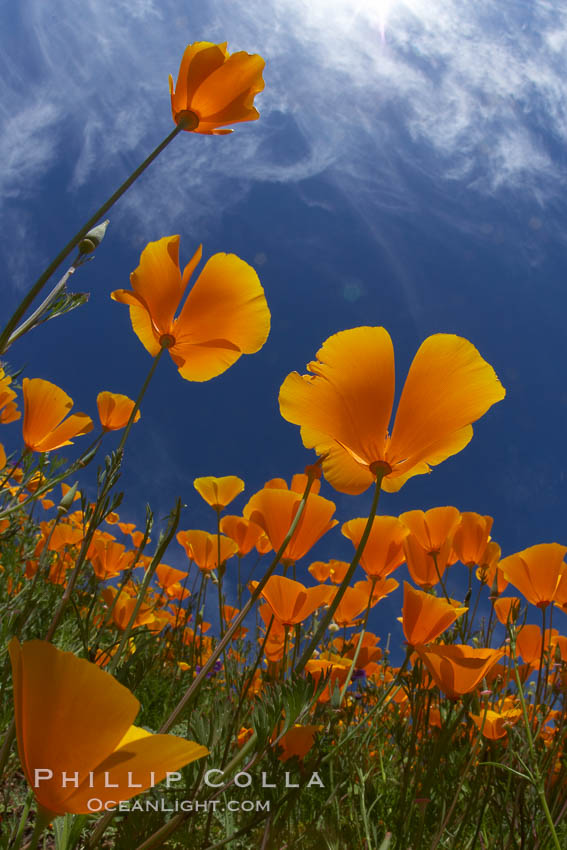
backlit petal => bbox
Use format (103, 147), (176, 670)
(171, 42), (228, 115)
(174, 253), (270, 352)
(9, 640), (138, 813)
(22, 378), (73, 449)
(279, 328), (395, 475)
(129, 236), (184, 335)
(192, 52), (265, 119)
(33, 413), (94, 453)
(389, 335), (505, 468)
(62, 732), (208, 814)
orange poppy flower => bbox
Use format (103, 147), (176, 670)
(256, 533), (272, 555)
(222, 605), (240, 624)
(258, 604), (290, 662)
(514, 625), (558, 668)
(101, 589), (156, 631)
(111, 236), (270, 382)
(22, 378), (93, 453)
(155, 564), (188, 593)
(333, 585), (376, 628)
(47, 522), (84, 552)
(469, 708), (521, 741)
(304, 656), (351, 702)
(308, 559), (350, 584)
(476, 542), (503, 588)
(499, 543), (567, 609)
(400, 507), (461, 556)
(403, 534), (450, 590)
(169, 42), (265, 135)
(339, 632), (383, 667)
(341, 515), (408, 579)
(493, 596), (521, 625)
(353, 577), (399, 605)
(90, 538), (134, 580)
(220, 515), (265, 556)
(452, 512), (494, 567)
(0, 368), (20, 423)
(8, 639), (207, 816)
(275, 724), (319, 762)
(193, 475), (244, 510)
(243, 487), (337, 565)
(401, 582), (467, 646)
(279, 328), (505, 494)
(97, 391), (141, 431)
(251, 575), (334, 627)
(176, 529), (238, 571)
(415, 644), (505, 699)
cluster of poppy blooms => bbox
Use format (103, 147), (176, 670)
(1, 37), (565, 833)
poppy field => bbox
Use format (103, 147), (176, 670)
(1, 38), (566, 850)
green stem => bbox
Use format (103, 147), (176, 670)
(24, 805), (54, 850)
(157, 470), (319, 734)
(294, 471), (384, 674)
(0, 124), (184, 354)
(510, 625), (562, 850)
(42, 343), (158, 644)
(106, 501), (181, 674)
(338, 577), (376, 705)
(117, 347), (166, 454)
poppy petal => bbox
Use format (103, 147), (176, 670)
(22, 378), (73, 448)
(175, 253), (270, 351)
(62, 730), (208, 814)
(279, 327), (395, 476)
(34, 413), (94, 453)
(9, 639), (139, 813)
(171, 42), (228, 116)
(389, 335), (505, 468)
(192, 52), (265, 119)
(128, 236), (185, 335)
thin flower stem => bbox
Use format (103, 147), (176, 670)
(9, 793), (33, 850)
(509, 625), (562, 850)
(0, 124), (184, 354)
(117, 347), (166, 454)
(20, 806), (52, 850)
(429, 700), (490, 850)
(294, 471), (384, 674)
(106, 501), (181, 675)
(338, 577), (377, 705)
(157, 469), (318, 734)
(431, 551), (451, 604)
(535, 606), (547, 708)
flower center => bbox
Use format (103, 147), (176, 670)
(176, 110), (200, 131)
(160, 334), (176, 349)
(369, 460), (392, 477)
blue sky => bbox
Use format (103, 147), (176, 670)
(2, 0), (567, 647)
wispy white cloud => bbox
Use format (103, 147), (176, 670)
(2, 0), (567, 287)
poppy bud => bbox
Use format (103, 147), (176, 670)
(57, 482), (79, 515)
(79, 220), (110, 254)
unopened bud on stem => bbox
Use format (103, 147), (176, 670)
(79, 220), (110, 254)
